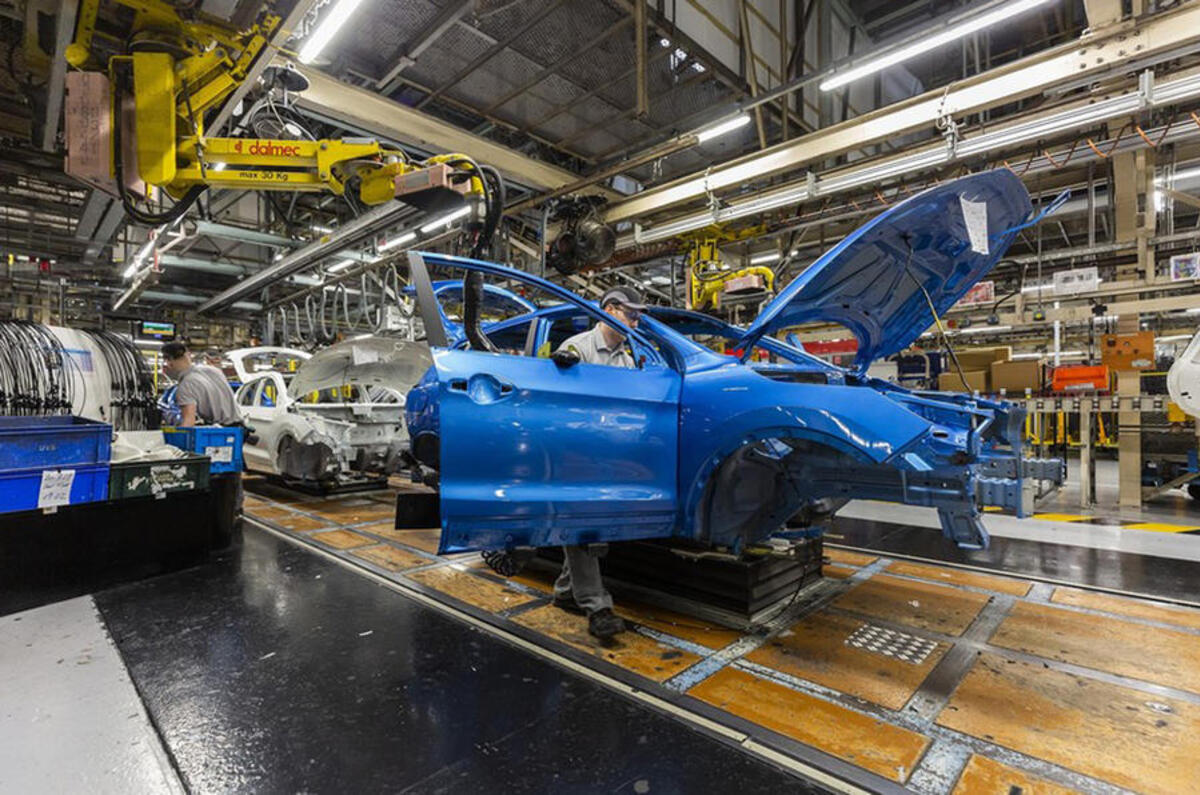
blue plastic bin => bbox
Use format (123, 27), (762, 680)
(0, 463), (111, 514)
(0, 416), (112, 471)
(163, 426), (244, 474)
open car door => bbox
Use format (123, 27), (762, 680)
(409, 252), (682, 554)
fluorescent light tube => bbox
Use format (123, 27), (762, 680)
(328, 259), (355, 273)
(420, 205), (471, 233)
(695, 114), (751, 143)
(749, 252), (780, 264)
(378, 231), (417, 252)
(958, 325), (1011, 334)
(1156, 166), (1200, 185)
(298, 0), (367, 65)
(311, 225), (333, 235)
(820, 0), (1053, 91)
(122, 261), (139, 279)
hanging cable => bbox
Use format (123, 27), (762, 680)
(900, 235), (971, 391)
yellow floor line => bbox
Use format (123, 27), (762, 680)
(1031, 513), (1091, 522)
(1120, 522), (1200, 533)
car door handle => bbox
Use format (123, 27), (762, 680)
(450, 374), (515, 404)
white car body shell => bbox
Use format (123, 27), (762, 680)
(230, 340), (430, 483)
(1167, 329), (1200, 419)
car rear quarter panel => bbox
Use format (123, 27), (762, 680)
(676, 363), (934, 535)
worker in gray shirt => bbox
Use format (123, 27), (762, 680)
(162, 342), (240, 426)
(162, 341), (244, 544)
(550, 286), (645, 642)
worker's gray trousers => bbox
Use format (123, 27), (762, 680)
(554, 545), (613, 613)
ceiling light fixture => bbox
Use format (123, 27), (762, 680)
(695, 114), (751, 143)
(122, 239), (155, 280)
(819, 0), (1054, 92)
(378, 231), (417, 252)
(298, 0), (367, 65)
(749, 252), (781, 264)
(1155, 165), (1200, 185)
(420, 205), (471, 233)
(958, 324), (1012, 334)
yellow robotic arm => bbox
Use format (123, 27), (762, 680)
(64, 0), (486, 221)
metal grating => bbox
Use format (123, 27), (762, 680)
(844, 623), (939, 665)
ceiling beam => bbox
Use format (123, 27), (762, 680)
(479, 16), (633, 117)
(289, 61), (612, 196)
(376, 0), (475, 95)
(40, 0), (77, 152)
(416, 0), (569, 111)
(603, 1), (1200, 224)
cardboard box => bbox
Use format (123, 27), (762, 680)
(938, 370), (989, 393)
(1100, 332), (1155, 370)
(990, 360), (1043, 393)
(955, 346), (1011, 371)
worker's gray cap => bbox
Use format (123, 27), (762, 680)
(600, 286), (647, 311)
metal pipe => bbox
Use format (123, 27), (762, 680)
(604, 2), (1200, 224)
(198, 202), (410, 313)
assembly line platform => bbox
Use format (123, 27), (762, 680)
(236, 478), (1200, 794)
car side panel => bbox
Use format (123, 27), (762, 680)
(433, 348), (682, 553)
(676, 363), (933, 537)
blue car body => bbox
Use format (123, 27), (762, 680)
(404, 170), (1064, 556)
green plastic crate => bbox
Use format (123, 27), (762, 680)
(108, 454), (211, 501)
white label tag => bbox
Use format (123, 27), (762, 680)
(204, 445), (233, 463)
(38, 469), (76, 508)
(960, 196), (989, 255)
(351, 345), (380, 366)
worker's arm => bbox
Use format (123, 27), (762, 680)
(178, 403), (198, 427)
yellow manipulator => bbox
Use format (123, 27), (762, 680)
(62, 0), (485, 209)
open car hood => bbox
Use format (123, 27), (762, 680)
(287, 337), (433, 400)
(738, 170), (1033, 373)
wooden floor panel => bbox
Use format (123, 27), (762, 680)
(246, 505), (297, 521)
(309, 529), (372, 550)
(822, 564), (856, 579)
(273, 514), (335, 532)
(689, 667), (930, 783)
(824, 548), (878, 567)
(990, 601), (1200, 695)
(886, 561), (1031, 597)
(512, 606), (701, 683)
(349, 544), (430, 572)
(937, 653), (1200, 795)
(745, 611), (948, 710)
(952, 754), (1080, 795)
(616, 601), (743, 650)
(408, 566), (538, 613)
(832, 574), (990, 636)
(1050, 586), (1200, 631)
(358, 524), (442, 554)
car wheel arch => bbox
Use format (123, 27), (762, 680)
(682, 423), (874, 549)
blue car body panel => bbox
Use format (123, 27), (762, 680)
(404, 171), (1063, 555)
(740, 169), (1032, 372)
(433, 349), (681, 553)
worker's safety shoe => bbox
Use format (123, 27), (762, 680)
(587, 608), (625, 642)
(551, 594), (586, 616)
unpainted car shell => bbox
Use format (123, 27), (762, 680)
(232, 339), (431, 483)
